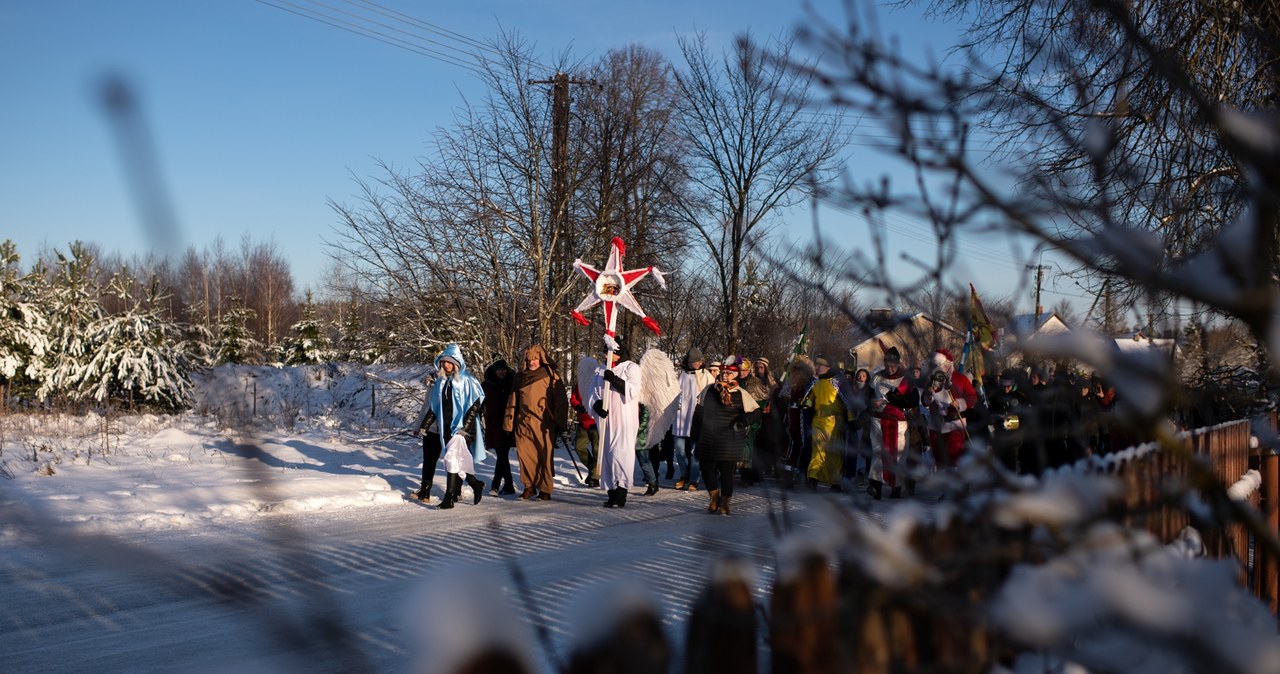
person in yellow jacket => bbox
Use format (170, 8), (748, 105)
(803, 354), (862, 491)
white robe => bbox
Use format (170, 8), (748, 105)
(587, 360), (642, 491)
(673, 368), (714, 437)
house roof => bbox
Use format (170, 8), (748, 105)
(1006, 311), (1070, 338)
(848, 311), (962, 348)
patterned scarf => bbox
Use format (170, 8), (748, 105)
(718, 379), (739, 407)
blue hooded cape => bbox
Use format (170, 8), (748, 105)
(429, 343), (486, 463)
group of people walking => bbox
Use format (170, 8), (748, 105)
(408, 339), (1126, 513)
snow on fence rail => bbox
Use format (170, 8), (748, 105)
(1053, 413), (1279, 616)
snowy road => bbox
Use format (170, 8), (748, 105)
(3, 482), (866, 673)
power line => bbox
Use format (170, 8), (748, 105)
(342, 0), (499, 56)
(255, 0), (488, 77)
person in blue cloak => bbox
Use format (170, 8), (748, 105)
(411, 343), (487, 509)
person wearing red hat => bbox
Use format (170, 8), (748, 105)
(692, 361), (760, 515)
(926, 350), (972, 473)
(925, 348), (978, 468)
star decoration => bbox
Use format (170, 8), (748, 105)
(571, 237), (666, 350)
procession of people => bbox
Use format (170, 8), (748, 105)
(409, 333), (1132, 513)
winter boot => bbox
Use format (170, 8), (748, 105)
(499, 482), (516, 495)
(706, 489), (721, 513)
(519, 487), (536, 500)
(616, 489), (628, 508)
(439, 474), (460, 509)
(674, 478), (688, 490)
(644, 482), (660, 496)
(889, 486), (903, 499)
(718, 494), (731, 516)
(687, 482), (698, 492)
(466, 475), (485, 504)
(603, 488), (619, 508)
(867, 480), (883, 501)
(410, 486), (430, 502)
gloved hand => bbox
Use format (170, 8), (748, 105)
(603, 369), (623, 388)
(592, 400), (608, 418)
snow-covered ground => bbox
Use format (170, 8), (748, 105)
(0, 365), (871, 673)
(5, 365), (1280, 674)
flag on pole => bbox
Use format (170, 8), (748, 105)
(791, 324), (809, 356)
(969, 284), (996, 352)
(967, 284), (997, 384)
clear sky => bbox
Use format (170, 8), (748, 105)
(0, 0), (1084, 315)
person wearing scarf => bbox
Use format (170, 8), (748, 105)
(504, 344), (569, 501)
(691, 362), (761, 515)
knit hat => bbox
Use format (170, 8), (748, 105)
(756, 357), (770, 368)
(686, 347), (704, 363)
(883, 346), (901, 364)
(813, 353), (830, 368)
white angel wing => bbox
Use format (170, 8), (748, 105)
(638, 348), (680, 448)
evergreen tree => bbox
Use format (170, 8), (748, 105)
(284, 290), (331, 365)
(215, 299), (262, 365)
(0, 241), (50, 397)
(72, 269), (196, 410)
(336, 298), (370, 363)
(38, 243), (103, 402)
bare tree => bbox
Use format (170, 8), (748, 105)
(671, 31), (849, 354)
(919, 0), (1280, 318)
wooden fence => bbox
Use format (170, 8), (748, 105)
(1069, 414), (1279, 615)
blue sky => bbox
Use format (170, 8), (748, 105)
(0, 0), (1082, 315)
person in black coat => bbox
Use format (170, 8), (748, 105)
(482, 358), (517, 495)
(692, 363), (762, 515)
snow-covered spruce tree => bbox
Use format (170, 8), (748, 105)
(0, 241), (50, 400)
(335, 299), (371, 363)
(214, 298), (262, 365)
(69, 269), (196, 411)
(36, 243), (103, 404)
(178, 303), (217, 368)
(283, 290), (331, 365)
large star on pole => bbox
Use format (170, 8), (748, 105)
(571, 237), (666, 350)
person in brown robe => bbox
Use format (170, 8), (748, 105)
(504, 344), (569, 500)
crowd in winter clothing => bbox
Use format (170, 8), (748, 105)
(408, 340), (1139, 512)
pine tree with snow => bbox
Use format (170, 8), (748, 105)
(70, 269), (197, 410)
(336, 298), (372, 363)
(37, 243), (104, 403)
(284, 290), (332, 365)
(215, 299), (262, 365)
(0, 241), (50, 398)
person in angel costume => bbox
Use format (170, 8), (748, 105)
(412, 343), (486, 509)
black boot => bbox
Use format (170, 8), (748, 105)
(644, 482), (659, 496)
(603, 488), (619, 508)
(867, 480), (883, 501)
(616, 488), (628, 508)
(466, 475), (485, 504)
(439, 474), (460, 509)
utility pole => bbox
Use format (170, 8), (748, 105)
(1027, 263), (1049, 320)
(528, 72), (598, 352)
(1102, 278), (1114, 335)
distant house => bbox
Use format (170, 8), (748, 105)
(998, 311), (1072, 369)
(1005, 311), (1071, 343)
(845, 308), (965, 372)
(1115, 331), (1181, 359)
